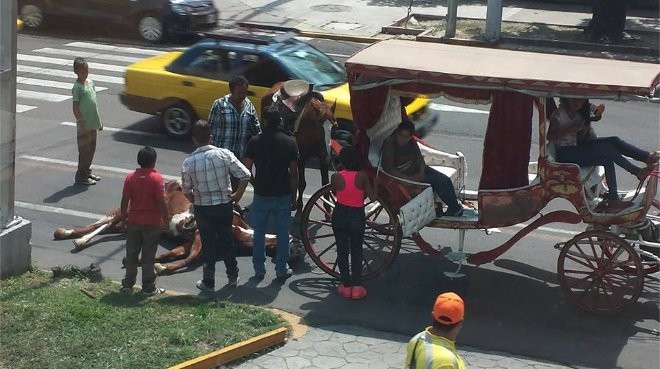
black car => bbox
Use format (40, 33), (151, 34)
(18, 0), (218, 43)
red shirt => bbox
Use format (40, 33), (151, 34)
(122, 167), (165, 226)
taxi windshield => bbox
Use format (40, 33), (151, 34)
(277, 45), (347, 90)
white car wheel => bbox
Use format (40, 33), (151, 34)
(138, 16), (164, 43)
(21, 4), (44, 28)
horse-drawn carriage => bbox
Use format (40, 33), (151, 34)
(300, 39), (660, 315)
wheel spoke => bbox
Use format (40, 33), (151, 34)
(315, 241), (337, 258)
(564, 252), (597, 270)
(307, 233), (336, 241)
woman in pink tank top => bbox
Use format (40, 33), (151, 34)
(330, 146), (376, 300)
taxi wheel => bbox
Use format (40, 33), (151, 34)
(20, 4), (44, 28)
(138, 15), (165, 43)
(162, 103), (196, 139)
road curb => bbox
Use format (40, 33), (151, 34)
(238, 21), (381, 43)
(168, 327), (288, 369)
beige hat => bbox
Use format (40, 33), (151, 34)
(282, 79), (310, 97)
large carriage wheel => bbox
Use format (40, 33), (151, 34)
(557, 230), (644, 315)
(300, 185), (402, 280)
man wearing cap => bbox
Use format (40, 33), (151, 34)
(272, 79), (311, 136)
(404, 292), (467, 369)
(208, 75), (261, 189)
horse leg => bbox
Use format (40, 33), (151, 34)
(54, 216), (114, 240)
(155, 231), (201, 275)
(297, 158), (307, 211)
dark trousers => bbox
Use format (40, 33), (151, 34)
(121, 223), (161, 291)
(194, 202), (238, 287)
(556, 137), (648, 199)
(76, 127), (97, 181)
(423, 165), (461, 214)
(331, 204), (365, 286)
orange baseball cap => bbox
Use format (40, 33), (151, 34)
(432, 292), (464, 325)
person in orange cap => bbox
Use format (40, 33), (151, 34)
(404, 292), (467, 369)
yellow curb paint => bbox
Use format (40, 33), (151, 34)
(169, 327), (288, 369)
(267, 308), (308, 340)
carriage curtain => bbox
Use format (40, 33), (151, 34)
(478, 91), (534, 190)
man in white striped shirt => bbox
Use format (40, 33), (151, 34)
(181, 120), (251, 291)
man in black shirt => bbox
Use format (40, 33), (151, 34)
(244, 106), (299, 280)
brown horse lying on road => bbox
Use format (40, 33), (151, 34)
(53, 180), (303, 275)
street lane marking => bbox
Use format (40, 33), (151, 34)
(18, 54), (127, 73)
(33, 48), (142, 63)
(15, 201), (105, 220)
(18, 65), (124, 84)
(17, 89), (70, 102)
(65, 42), (162, 56)
(17, 77), (108, 92)
(429, 103), (489, 114)
(60, 122), (165, 138)
(20, 155), (180, 182)
(16, 104), (36, 113)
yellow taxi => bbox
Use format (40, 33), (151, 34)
(121, 31), (437, 138)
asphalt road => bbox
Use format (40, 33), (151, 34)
(12, 28), (660, 369)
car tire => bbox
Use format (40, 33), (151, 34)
(20, 4), (44, 29)
(162, 103), (196, 139)
(138, 15), (165, 43)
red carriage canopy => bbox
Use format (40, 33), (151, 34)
(345, 40), (660, 190)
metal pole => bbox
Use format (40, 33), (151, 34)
(0, 0), (18, 229)
(485, 0), (503, 42)
(445, 0), (458, 39)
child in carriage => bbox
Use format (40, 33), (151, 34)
(331, 146), (376, 300)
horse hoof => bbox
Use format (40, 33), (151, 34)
(154, 263), (166, 275)
(54, 228), (73, 239)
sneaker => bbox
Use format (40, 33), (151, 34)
(196, 280), (215, 292)
(142, 287), (165, 295)
(75, 178), (96, 185)
(445, 207), (464, 217)
(337, 284), (352, 298)
(120, 287), (133, 294)
(88, 174), (101, 181)
(275, 269), (293, 280)
(227, 275), (240, 286)
(351, 286), (368, 300)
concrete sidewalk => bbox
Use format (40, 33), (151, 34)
(232, 325), (574, 369)
(215, 0), (658, 39)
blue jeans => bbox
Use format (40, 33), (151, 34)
(332, 204), (366, 286)
(250, 194), (292, 276)
(423, 165), (461, 214)
(193, 202), (238, 287)
(556, 137), (648, 199)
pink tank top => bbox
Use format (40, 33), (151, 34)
(336, 170), (365, 208)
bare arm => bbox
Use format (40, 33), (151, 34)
(231, 179), (249, 203)
(73, 101), (83, 121)
(120, 195), (129, 220)
(357, 171), (377, 201)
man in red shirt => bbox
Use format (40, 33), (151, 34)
(120, 146), (169, 295)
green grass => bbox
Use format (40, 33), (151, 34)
(0, 268), (284, 369)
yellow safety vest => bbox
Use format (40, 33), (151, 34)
(404, 328), (467, 369)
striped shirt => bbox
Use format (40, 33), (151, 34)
(181, 145), (251, 206)
(208, 94), (261, 159)
(404, 328), (467, 369)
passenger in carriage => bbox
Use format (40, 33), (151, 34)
(381, 121), (464, 218)
(547, 97), (659, 211)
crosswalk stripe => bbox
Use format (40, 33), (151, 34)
(60, 122), (165, 138)
(65, 41), (163, 56)
(16, 104), (37, 113)
(17, 89), (70, 102)
(34, 48), (142, 63)
(18, 54), (126, 73)
(17, 65), (123, 84)
(17, 77), (108, 92)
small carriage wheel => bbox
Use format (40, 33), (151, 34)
(629, 199), (660, 274)
(557, 230), (644, 315)
(300, 185), (402, 280)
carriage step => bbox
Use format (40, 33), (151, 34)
(445, 251), (468, 262)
